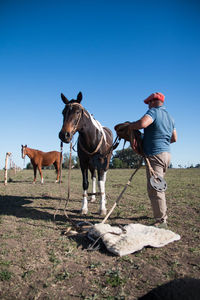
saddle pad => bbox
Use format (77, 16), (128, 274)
(89, 223), (181, 256)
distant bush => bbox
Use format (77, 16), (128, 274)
(26, 162), (33, 169)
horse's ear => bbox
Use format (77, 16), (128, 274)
(61, 93), (69, 104)
(77, 92), (82, 103)
(25, 144), (27, 147)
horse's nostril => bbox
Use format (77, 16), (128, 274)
(65, 132), (70, 139)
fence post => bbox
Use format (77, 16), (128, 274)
(4, 152), (11, 185)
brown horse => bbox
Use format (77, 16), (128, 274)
(59, 92), (113, 215)
(21, 145), (62, 184)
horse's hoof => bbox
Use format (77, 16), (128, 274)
(90, 197), (96, 203)
(81, 209), (88, 215)
(32, 182), (36, 185)
(99, 209), (107, 216)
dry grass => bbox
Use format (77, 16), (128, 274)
(0, 168), (200, 299)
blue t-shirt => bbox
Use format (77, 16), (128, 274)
(142, 106), (175, 156)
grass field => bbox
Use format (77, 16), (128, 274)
(0, 168), (200, 299)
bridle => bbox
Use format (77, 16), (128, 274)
(64, 102), (89, 137)
(64, 102), (105, 156)
(21, 146), (26, 159)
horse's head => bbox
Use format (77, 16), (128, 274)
(21, 144), (27, 159)
(59, 92), (84, 143)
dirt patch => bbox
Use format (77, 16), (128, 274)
(0, 169), (200, 299)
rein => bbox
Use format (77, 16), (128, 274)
(78, 134), (104, 156)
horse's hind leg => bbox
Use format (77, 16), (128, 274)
(38, 165), (44, 184)
(81, 168), (89, 215)
(97, 170), (107, 215)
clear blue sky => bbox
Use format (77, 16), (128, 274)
(0, 0), (200, 169)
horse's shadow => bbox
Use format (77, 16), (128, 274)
(0, 194), (151, 255)
(0, 193), (109, 253)
(0, 195), (59, 222)
(0, 194), (105, 225)
(0, 193), (151, 226)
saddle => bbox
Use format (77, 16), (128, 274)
(114, 122), (143, 156)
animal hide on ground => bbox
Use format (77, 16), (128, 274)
(89, 223), (181, 256)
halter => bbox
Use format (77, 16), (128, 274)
(64, 102), (89, 137)
(21, 145), (26, 159)
(65, 102), (105, 156)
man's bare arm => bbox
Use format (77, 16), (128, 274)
(129, 115), (153, 130)
(171, 129), (177, 143)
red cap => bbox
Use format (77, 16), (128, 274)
(144, 92), (165, 104)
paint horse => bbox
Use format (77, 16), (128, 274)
(21, 145), (62, 184)
(59, 92), (113, 215)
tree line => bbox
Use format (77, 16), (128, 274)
(26, 147), (200, 170)
(26, 147), (142, 169)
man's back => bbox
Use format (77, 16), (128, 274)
(143, 106), (175, 156)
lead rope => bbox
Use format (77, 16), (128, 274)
(63, 141), (81, 231)
(144, 156), (156, 177)
(54, 141), (81, 232)
(59, 141), (63, 184)
(53, 141), (64, 221)
(65, 141), (72, 209)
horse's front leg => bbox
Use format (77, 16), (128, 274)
(33, 164), (37, 184)
(98, 170), (107, 215)
(90, 169), (96, 203)
(38, 165), (44, 184)
(81, 168), (89, 214)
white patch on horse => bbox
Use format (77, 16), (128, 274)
(89, 113), (107, 143)
(91, 177), (96, 202)
(81, 190), (88, 214)
(98, 171), (107, 215)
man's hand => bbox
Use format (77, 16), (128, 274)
(171, 129), (177, 143)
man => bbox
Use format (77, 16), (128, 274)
(129, 92), (177, 228)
